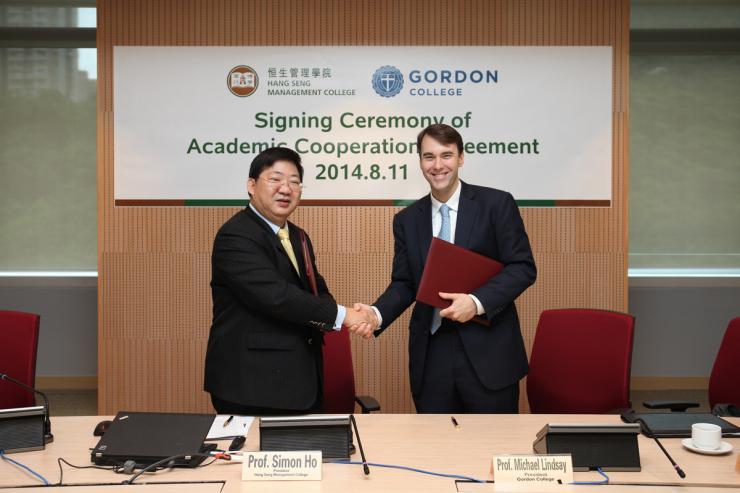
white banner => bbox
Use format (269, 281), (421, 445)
(114, 46), (612, 206)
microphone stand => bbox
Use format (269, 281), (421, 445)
(636, 418), (684, 478)
(349, 414), (370, 475)
(0, 373), (54, 443)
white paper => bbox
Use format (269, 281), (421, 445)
(207, 414), (254, 440)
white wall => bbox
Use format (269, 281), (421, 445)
(629, 280), (739, 376)
(0, 277), (97, 377)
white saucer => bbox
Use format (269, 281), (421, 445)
(681, 438), (733, 455)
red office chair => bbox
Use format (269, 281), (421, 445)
(0, 310), (41, 409)
(527, 309), (635, 414)
(708, 317), (740, 409)
(297, 233), (378, 414)
(646, 317), (740, 413)
(322, 326), (379, 414)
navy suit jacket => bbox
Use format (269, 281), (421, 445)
(374, 181), (536, 396)
(204, 207), (337, 410)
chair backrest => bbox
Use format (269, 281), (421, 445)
(527, 308), (635, 414)
(0, 310), (41, 409)
(708, 317), (740, 409)
(321, 326), (356, 413)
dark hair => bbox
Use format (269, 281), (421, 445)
(248, 147), (304, 181)
(416, 124), (464, 155)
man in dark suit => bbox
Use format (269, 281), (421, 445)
(204, 147), (370, 415)
(352, 124), (536, 413)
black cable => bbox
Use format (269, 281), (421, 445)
(57, 450), (219, 486)
(196, 458), (218, 468)
(123, 453), (210, 485)
(57, 457), (119, 486)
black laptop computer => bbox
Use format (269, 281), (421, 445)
(91, 411), (215, 467)
(621, 410), (740, 438)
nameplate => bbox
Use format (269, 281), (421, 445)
(242, 451), (322, 481)
(492, 454), (573, 488)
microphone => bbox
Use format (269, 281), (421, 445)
(0, 373), (54, 444)
(349, 415), (370, 475)
(635, 418), (684, 478)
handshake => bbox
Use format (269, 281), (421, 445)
(341, 292), (479, 339)
(342, 303), (378, 340)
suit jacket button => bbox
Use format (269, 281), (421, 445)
(308, 338), (313, 345)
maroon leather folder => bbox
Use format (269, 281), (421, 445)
(416, 237), (503, 309)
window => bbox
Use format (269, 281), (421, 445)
(629, 0), (740, 274)
(0, 2), (96, 272)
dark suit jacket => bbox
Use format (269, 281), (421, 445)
(374, 181), (536, 396)
(204, 207), (337, 410)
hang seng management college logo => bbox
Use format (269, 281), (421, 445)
(227, 65), (258, 97)
(372, 65), (404, 97)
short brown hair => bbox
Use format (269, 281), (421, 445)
(416, 124), (464, 156)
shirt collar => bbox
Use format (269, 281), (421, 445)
(430, 180), (461, 216)
(249, 203), (286, 235)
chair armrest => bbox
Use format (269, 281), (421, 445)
(355, 395), (380, 413)
(642, 400), (700, 412)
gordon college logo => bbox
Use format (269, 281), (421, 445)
(227, 66), (258, 97)
(372, 65), (403, 97)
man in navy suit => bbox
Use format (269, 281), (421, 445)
(353, 124), (536, 413)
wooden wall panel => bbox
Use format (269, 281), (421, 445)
(97, 0), (630, 414)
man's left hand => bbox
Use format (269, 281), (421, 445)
(439, 292), (477, 323)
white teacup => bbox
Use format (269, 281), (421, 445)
(691, 422), (722, 450)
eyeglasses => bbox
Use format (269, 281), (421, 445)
(261, 177), (304, 191)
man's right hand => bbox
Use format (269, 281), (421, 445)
(344, 303), (378, 339)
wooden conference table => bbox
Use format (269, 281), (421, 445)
(0, 414), (738, 492)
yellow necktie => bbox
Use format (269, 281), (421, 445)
(277, 227), (299, 273)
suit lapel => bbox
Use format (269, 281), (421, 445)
(454, 181), (479, 249)
(244, 208), (308, 289)
(416, 195), (433, 267)
(245, 207), (278, 243)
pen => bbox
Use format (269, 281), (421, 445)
(223, 415), (234, 428)
(451, 416), (459, 428)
